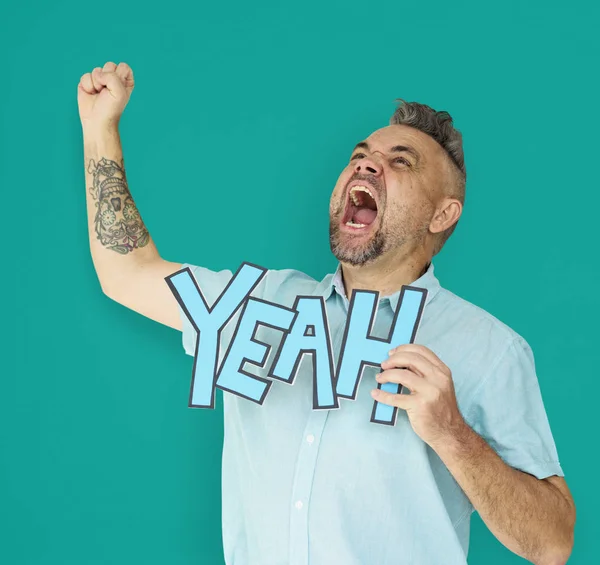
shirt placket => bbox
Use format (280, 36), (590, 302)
(288, 316), (347, 565)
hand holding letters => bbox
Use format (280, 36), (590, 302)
(374, 344), (465, 442)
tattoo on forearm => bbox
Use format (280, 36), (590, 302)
(87, 157), (150, 254)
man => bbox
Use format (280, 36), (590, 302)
(78, 61), (576, 565)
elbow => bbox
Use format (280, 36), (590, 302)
(100, 281), (115, 300)
(100, 280), (121, 304)
(539, 484), (577, 565)
(537, 551), (571, 565)
(537, 525), (575, 565)
(97, 272), (123, 302)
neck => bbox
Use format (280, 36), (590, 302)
(340, 251), (431, 300)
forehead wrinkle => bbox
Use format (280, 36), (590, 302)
(377, 124), (440, 160)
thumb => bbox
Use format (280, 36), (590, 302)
(92, 69), (126, 98)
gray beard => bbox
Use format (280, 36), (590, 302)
(329, 218), (386, 266)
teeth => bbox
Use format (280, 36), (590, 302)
(346, 221), (366, 228)
(349, 185), (375, 205)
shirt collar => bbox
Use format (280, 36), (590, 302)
(316, 261), (441, 311)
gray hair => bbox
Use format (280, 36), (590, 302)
(389, 99), (466, 255)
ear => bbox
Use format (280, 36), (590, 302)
(429, 198), (463, 235)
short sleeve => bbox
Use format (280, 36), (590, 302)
(464, 337), (564, 479)
(177, 263), (234, 357)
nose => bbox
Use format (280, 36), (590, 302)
(353, 154), (382, 176)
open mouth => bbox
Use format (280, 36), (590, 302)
(342, 185), (379, 229)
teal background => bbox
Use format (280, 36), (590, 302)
(1, 0), (597, 563)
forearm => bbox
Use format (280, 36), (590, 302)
(83, 125), (159, 296)
(432, 424), (574, 565)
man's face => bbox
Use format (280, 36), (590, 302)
(329, 124), (450, 266)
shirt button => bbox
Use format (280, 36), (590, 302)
(306, 434), (315, 444)
(295, 500), (303, 510)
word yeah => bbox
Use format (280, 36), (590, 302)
(166, 263), (427, 426)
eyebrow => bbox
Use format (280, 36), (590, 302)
(352, 141), (420, 163)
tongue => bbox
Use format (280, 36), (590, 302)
(354, 207), (377, 225)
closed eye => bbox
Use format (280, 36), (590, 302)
(350, 153), (411, 166)
(350, 152), (365, 161)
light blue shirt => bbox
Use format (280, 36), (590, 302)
(177, 261), (563, 565)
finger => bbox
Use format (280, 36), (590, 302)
(90, 67), (104, 91)
(93, 69), (126, 98)
(382, 351), (449, 389)
(389, 343), (447, 373)
(79, 72), (95, 94)
(381, 351), (435, 377)
(116, 62), (134, 90)
(371, 388), (413, 409)
(376, 368), (429, 393)
(102, 61), (118, 72)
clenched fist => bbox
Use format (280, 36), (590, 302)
(78, 61), (134, 131)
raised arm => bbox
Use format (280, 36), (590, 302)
(78, 61), (183, 330)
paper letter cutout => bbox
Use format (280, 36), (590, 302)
(370, 287), (427, 425)
(165, 262), (266, 408)
(216, 297), (296, 404)
(167, 260), (428, 423)
(335, 286), (427, 426)
(268, 296), (338, 410)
